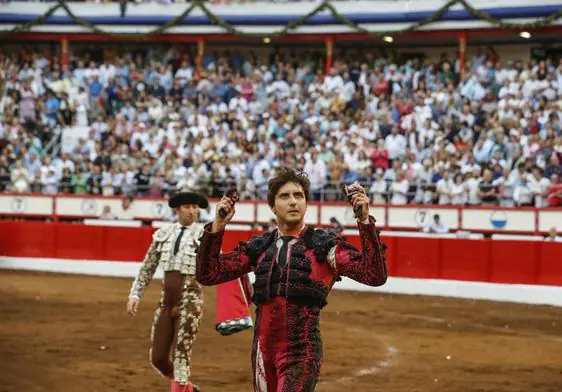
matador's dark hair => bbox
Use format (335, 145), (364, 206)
(267, 167), (311, 208)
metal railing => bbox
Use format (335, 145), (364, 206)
(0, 177), (522, 207)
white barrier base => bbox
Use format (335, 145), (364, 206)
(1, 256), (561, 307)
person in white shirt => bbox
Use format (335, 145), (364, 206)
(450, 173), (467, 205)
(209, 96), (228, 113)
(115, 195), (136, 220)
(252, 155), (271, 186)
(422, 214), (449, 234)
(465, 169), (482, 205)
(390, 171), (409, 205)
(513, 175), (533, 206)
(369, 170), (388, 204)
(384, 125), (407, 161)
(303, 151), (327, 200)
(436, 170), (454, 205)
(101, 168), (114, 196)
(175, 61), (193, 88)
(528, 167), (551, 208)
(322, 68), (344, 94)
(340, 72), (356, 103)
(83, 61), (99, 84)
(493, 168), (516, 207)
(498, 79), (512, 100)
(228, 90), (248, 113)
(42, 168), (59, 194)
(522, 73), (540, 98)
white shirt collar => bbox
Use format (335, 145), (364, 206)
(276, 224), (306, 238)
(176, 221), (196, 230)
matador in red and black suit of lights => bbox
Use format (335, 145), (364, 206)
(196, 181), (388, 391)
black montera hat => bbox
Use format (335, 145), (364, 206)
(168, 192), (209, 209)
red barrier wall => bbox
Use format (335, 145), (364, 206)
(1, 221), (561, 286)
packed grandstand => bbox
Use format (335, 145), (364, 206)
(1, 4), (561, 209)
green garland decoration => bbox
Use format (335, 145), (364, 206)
(198, 0), (331, 37)
(4, 2), (62, 35)
(59, 1), (198, 38)
(1, 0), (561, 40)
(459, 0), (562, 30)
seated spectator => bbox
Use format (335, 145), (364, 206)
(422, 214), (449, 234)
(115, 195), (135, 220)
(99, 205), (116, 220)
(544, 227), (562, 242)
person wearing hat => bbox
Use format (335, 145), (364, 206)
(126, 191), (208, 392)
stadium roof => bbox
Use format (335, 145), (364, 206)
(1, 0), (561, 40)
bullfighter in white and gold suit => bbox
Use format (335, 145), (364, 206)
(127, 192), (207, 392)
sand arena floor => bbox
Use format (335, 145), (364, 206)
(1, 271), (562, 392)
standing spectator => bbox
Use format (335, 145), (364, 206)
(29, 168), (43, 194)
(369, 169), (387, 204)
(513, 175), (533, 206)
(450, 173), (467, 205)
(436, 170), (453, 205)
(390, 170), (409, 204)
(88, 165), (103, 195)
(45, 92), (60, 127)
(11, 159), (32, 193)
(134, 163), (151, 196)
(303, 151), (327, 201)
(528, 167), (551, 207)
(42, 168), (59, 194)
(384, 125), (406, 162)
(19, 82), (36, 124)
(494, 168), (516, 207)
(370, 140), (389, 170)
(478, 169), (498, 206)
(59, 167), (73, 193)
(101, 165), (114, 196)
(0, 166), (10, 192)
(546, 174), (562, 207)
(72, 166), (89, 194)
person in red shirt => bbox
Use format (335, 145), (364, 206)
(546, 174), (562, 207)
(196, 168), (388, 391)
(370, 141), (390, 169)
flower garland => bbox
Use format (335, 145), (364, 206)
(1, 0), (561, 39)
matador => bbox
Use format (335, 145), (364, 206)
(127, 191), (207, 392)
(196, 169), (388, 391)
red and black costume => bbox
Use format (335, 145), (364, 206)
(196, 216), (388, 392)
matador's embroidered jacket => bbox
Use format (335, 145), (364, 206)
(130, 222), (204, 300)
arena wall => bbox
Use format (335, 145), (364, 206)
(2, 193), (560, 234)
(1, 220), (561, 307)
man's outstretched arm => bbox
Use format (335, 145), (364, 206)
(196, 223), (253, 286)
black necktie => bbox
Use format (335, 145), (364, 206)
(277, 236), (293, 268)
(174, 227), (186, 255)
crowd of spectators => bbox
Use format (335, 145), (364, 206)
(1, 44), (561, 207)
